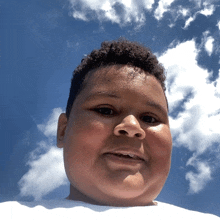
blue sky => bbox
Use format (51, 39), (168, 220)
(1, 0), (220, 217)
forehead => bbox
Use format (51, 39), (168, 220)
(74, 65), (168, 113)
(82, 65), (164, 99)
(85, 65), (147, 86)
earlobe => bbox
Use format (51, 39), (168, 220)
(57, 113), (67, 148)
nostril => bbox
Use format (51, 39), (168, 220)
(119, 130), (128, 135)
(135, 133), (141, 138)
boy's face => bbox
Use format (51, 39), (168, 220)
(57, 65), (172, 206)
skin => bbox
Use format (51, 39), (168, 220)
(57, 64), (172, 207)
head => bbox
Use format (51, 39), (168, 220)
(57, 39), (172, 206)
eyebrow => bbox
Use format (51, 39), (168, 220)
(85, 91), (120, 101)
(85, 91), (168, 116)
(144, 100), (168, 117)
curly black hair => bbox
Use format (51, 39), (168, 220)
(66, 39), (166, 118)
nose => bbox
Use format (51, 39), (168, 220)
(113, 115), (146, 139)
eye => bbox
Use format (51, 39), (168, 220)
(141, 115), (157, 124)
(94, 107), (115, 116)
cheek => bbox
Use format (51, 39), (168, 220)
(63, 116), (114, 188)
(64, 114), (113, 157)
(147, 124), (172, 149)
(146, 125), (172, 164)
(74, 119), (112, 148)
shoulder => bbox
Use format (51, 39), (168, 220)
(0, 199), (114, 220)
(156, 201), (220, 219)
(0, 199), (82, 220)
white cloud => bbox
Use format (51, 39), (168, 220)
(183, 1), (216, 29)
(200, 3), (215, 16)
(200, 31), (215, 56)
(186, 159), (212, 194)
(204, 35), (214, 56)
(154, 0), (217, 27)
(159, 39), (220, 193)
(19, 146), (68, 201)
(180, 8), (189, 17)
(154, 0), (176, 20)
(72, 10), (88, 21)
(68, 0), (155, 26)
(217, 20), (220, 30)
(66, 0), (218, 29)
(18, 108), (68, 201)
(37, 108), (62, 138)
(151, 0), (217, 29)
(183, 15), (197, 29)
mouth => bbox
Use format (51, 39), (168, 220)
(103, 150), (146, 165)
(105, 152), (145, 161)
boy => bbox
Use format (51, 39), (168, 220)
(1, 39), (219, 219)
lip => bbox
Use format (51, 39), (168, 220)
(103, 149), (147, 163)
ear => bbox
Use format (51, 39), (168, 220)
(57, 113), (68, 148)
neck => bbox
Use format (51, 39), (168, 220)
(66, 184), (106, 206)
(66, 184), (157, 207)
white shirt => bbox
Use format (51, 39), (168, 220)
(1, 199), (219, 220)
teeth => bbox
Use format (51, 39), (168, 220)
(111, 152), (143, 160)
(120, 153), (136, 158)
(120, 153), (133, 157)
